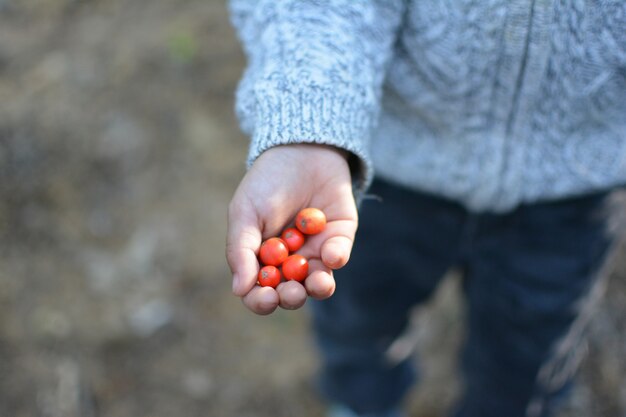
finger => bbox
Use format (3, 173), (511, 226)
(276, 281), (307, 310)
(297, 219), (357, 270)
(304, 259), (336, 300)
(321, 235), (353, 269)
(242, 286), (279, 315)
(226, 200), (262, 297)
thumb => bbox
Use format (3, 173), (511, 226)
(319, 180), (358, 270)
(297, 181), (359, 270)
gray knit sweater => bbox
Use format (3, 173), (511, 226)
(230, 0), (626, 212)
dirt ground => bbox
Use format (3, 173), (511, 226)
(0, 1), (625, 416)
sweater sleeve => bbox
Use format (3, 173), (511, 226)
(229, 0), (405, 195)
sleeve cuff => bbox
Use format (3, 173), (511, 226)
(245, 87), (375, 200)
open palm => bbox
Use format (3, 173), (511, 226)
(226, 144), (358, 315)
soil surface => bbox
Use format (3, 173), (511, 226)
(1, 1), (625, 416)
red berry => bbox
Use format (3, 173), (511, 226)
(258, 265), (281, 288)
(295, 208), (326, 235)
(281, 227), (305, 252)
(259, 237), (289, 266)
(282, 254), (309, 282)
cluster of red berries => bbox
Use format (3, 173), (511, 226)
(257, 208), (327, 288)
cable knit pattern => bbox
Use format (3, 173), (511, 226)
(230, 0), (626, 212)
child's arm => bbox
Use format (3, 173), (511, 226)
(227, 1), (405, 315)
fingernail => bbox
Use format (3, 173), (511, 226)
(232, 274), (240, 294)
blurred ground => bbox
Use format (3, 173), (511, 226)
(0, 1), (624, 416)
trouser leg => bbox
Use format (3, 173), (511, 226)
(454, 193), (613, 417)
(312, 179), (467, 414)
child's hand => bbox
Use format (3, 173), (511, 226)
(226, 144), (358, 315)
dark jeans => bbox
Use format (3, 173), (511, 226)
(311, 178), (613, 417)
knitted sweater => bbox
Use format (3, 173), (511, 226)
(229, 0), (626, 212)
